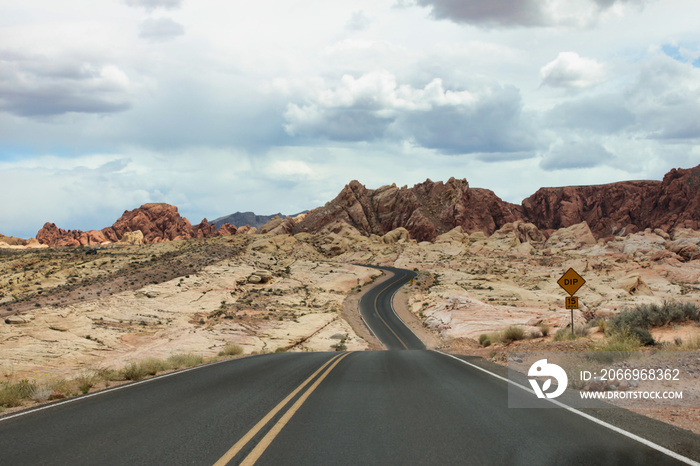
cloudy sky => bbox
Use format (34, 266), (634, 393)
(2, 0), (700, 237)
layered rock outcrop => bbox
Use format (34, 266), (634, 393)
(522, 165), (700, 238)
(291, 164), (700, 242)
(293, 178), (523, 242)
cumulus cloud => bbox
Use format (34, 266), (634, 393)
(413, 0), (648, 28)
(540, 140), (614, 170)
(124, 0), (183, 10)
(540, 52), (606, 90)
(0, 51), (132, 117)
(283, 71), (537, 154)
(138, 17), (185, 42)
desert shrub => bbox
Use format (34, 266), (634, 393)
(31, 383), (52, 402)
(593, 329), (641, 352)
(140, 357), (167, 376)
(478, 334), (490, 346)
(553, 329), (577, 341)
(218, 342), (244, 357)
(167, 353), (203, 370)
(630, 327), (655, 346)
(529, 330), (542, 339)
(537, 324), (550, 337)
(592, 318), (607, 334)
(75, 373), (96, 394)
(275, 347), (287, 353)
(121, 362), (147, 381)
(501, 326), (525, 343)
(610, 301), (699, 331)
(49, 377), (73, 395)
(0, 379), (35, 407)
(97, 369), (120, 382)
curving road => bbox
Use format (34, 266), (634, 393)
(1, 266), (698, 465)
(358, 266), (424, 350)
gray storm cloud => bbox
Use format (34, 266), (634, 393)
(0, 52), (133, 117)
(283, 71), (538, 155)
(414, 0), (649, 27)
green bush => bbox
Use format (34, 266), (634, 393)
(478, 334), (490, 346)
(610, 301), (699, 331)
(630, 327), (655, 346)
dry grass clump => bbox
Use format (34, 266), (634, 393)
(166, 353), (204, 369)
(659, 335), (700, 351)
(0, 352), (212, 410)
(75, 372), (98, 394)
(478, 326), (526, 347)
(501, 326), (525, 343)
(591, 329), (641, 352)
(0, 379), (35, 408)
(218, 342), (244, 357)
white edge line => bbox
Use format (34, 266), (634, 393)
(0, 356), (239, 424)
(436, 350), (700, 466)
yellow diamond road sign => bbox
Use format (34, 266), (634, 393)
(558, 268), (585, 296)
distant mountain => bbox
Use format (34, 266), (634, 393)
(37, 203), (233, 247)
(213, 212), (285, 230)
(31, 164), (700, 247)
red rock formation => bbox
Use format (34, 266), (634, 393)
(36, 203), (231, 247)
(522, 164), (700, 238)
(218, 223), (238, 235)
(293, 178), (524, 242)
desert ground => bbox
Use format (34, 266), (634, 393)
(2, 221), (699, 431)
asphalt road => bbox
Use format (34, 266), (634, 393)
(1, 267), (698, 465)
(358, 266), (424, 350)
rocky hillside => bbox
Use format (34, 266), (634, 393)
(286, 164), (700, 241)
(291, 178), (523, 242)
(522, 165), (700, 238)
(36, 203), (237, 247)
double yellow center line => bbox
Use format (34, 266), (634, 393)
(213, 352), (350, 466)
(372, 280), (408, 350)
